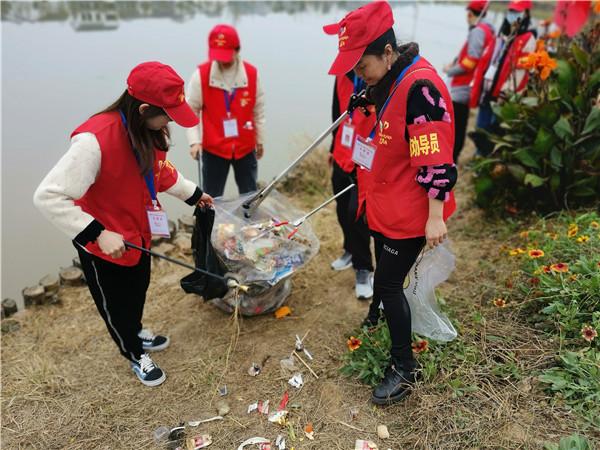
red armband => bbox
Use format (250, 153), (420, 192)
(407, 121), (454, 167)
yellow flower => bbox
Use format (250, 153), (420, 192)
(528, 249), (544, 258)
(545, 232), (558, 240)
(520, 231), (530, 239)
(347, 336), (362, 352)
(590, 221), (599, 229)
(493, 298), (507, 308)
(576, 235), (590, 243)
(550, 263), (569, 273)
(568, 226), (578, 238)
(569, 274), (578, 282)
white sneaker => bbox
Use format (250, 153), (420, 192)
(331, 251), (353, 271)
(131, 353), (166, 387)
(355, 270), (374, 300)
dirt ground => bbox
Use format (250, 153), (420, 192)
(2, 142), (598, 450)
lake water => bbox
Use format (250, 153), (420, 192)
(1, 1), (503, 306)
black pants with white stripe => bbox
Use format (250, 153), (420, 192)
(75, 244), (150, 362)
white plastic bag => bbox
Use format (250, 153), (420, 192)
(402, 241), (457, 342)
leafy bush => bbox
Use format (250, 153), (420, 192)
(539, 349), (600, 429)
(473, 25), (600, 214)
(544, 433), (594, 450)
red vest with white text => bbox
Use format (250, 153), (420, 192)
(491, 31), (534, 99)
(72, 112), (179, 266)
(366, 58), (456, 239)
(200, 61), (257, 159)
(332, 75), (377, 173)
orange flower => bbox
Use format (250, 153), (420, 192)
(535, 39), (546, 52)
(528, 249), (544, 258)
(542, 265), (552, 273)
(493, 298), (507, 308)
(576, 235), (590, 243)
(347, 336), (362, 352)
(594, 0), (600, 14)
(581, 325), (598, 343)
(412, 340), (429, 353)
(547, 30), (561, 39)
(519, 231), (530, 239)
(550, 263), (569, 273)
(274, 306), (292, 319)
(569, 274), (578, 282)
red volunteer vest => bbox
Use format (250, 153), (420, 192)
(332, 75), (377, 173)
(200, 61), (258, 160)
(491, 31), (534, 99)
(73, 111), (179, 266)
(469, 23), (495, 108)
(366, 57), (456, 239)
(451, 23), (495, 91)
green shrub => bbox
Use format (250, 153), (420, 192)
(543, 433), (593, 450)
(473, 25), (600, 214)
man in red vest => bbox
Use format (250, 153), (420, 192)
(186, 24), (265, 197)
(471, 0), (535, 156)
(443, 0), (494, 162)
(329, 71), (377, 299)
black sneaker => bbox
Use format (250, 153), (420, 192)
(371, 359), (416, 405)
(361, 314), (380, 329)
(131, 353), (166, 387)
(138, 329), (170, 352)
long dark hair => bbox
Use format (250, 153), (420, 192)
(97, 90), (170, 175)
(363, 28), (398, 57)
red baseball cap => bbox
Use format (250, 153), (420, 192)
(127, 61), (198, 128)
(323, 1), (394, 76)
(467, 0), (488, 13)
(508, 0), (532, 11)
(208, 24), (240, 63)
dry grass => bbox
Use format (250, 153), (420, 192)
(2, 142), (599, 450)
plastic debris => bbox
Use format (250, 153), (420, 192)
(248, 400), (269, 415)
(185, 434), (212, 449)
(247, 403), (258, 414)
(278, 391), (289, 411)
(258, 444), (271, 450)
(268, 410), (288, 426)
(168, 425), (186, 450)
(275, 434), (286, 449)
(303, 348), (313, 361)
(216, 400), (230, 416)
(304, 423), (314, 440)
(349, 406), (359, 421)
(248, 363), (261, 376)
(377, 425), (390, 439)
(294, 335), (304, 352)
(355, 440), (378, 450)
(279, 357), (296, 372)
(237, 437), (270, 450)
(274, 306), (292, 319)
(153, 426), (170, 443)
(288, 373), (303, 389)
(289, 402), (301, 410)
(187, 416), (223, 427)
(218, 385), (228, 396)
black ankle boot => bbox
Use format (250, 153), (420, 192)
(371, 359), (416, 405)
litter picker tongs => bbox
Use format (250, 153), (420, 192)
(264, 183), (356, 239)
(123, 241), (249, 292)
(241, 90), (367, 219)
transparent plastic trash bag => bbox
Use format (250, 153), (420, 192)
(401, 241), (457, 342)
(184, 189), (319, 316)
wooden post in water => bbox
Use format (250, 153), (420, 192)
(22, 285), (45, 306)
(2, 298), (18, 317)
(59, 266), (85, 286)
(39, 274), (60, 302)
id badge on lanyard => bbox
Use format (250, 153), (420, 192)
(223, 89), (239, 138)
(352, 136), (377, 171)
(341, 120), (355, 148)
(147, 202), (170, 238)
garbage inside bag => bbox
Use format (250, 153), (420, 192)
(180, 207), (229, 301)
(181, 190), (319, 316)
(401, 241), (457, 342)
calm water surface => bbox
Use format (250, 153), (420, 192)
(1, 1), (502, 305)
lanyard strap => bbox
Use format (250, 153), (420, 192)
(369, 55), (421, 139)
(119, 110), (158, 204)
(223, 89), (237, 114)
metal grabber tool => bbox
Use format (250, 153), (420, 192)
(123, 241), (249, 292)
(241, 90), (369, 219)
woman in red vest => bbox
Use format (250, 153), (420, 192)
(34, 62), (213, 387)
(324, 1), (457, 405)
(186, 24), (265, 198)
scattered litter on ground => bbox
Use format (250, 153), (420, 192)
(184, 434), (212, 449)
(349, 406), (359, 421)
(274, 306), (292, 318)
(218, 385), (228, 396)
(279, 357), (296, 372)
(277, 391), (289, 411)
(247, 400), (269, 415)
(275, 434), (286, 449)
(304, 422), (314, 440)
(237, 437), (270, 450)
(355, 439), (378, 450)
(377, 424), (390, 439)
(216, 400), (230, 416)
(154, 426), (170, 444)
(288, 373), (303, 389)
(268, 410), (288, 426)
(187, 416), (223, 427)
(248, 363), (261, 376)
